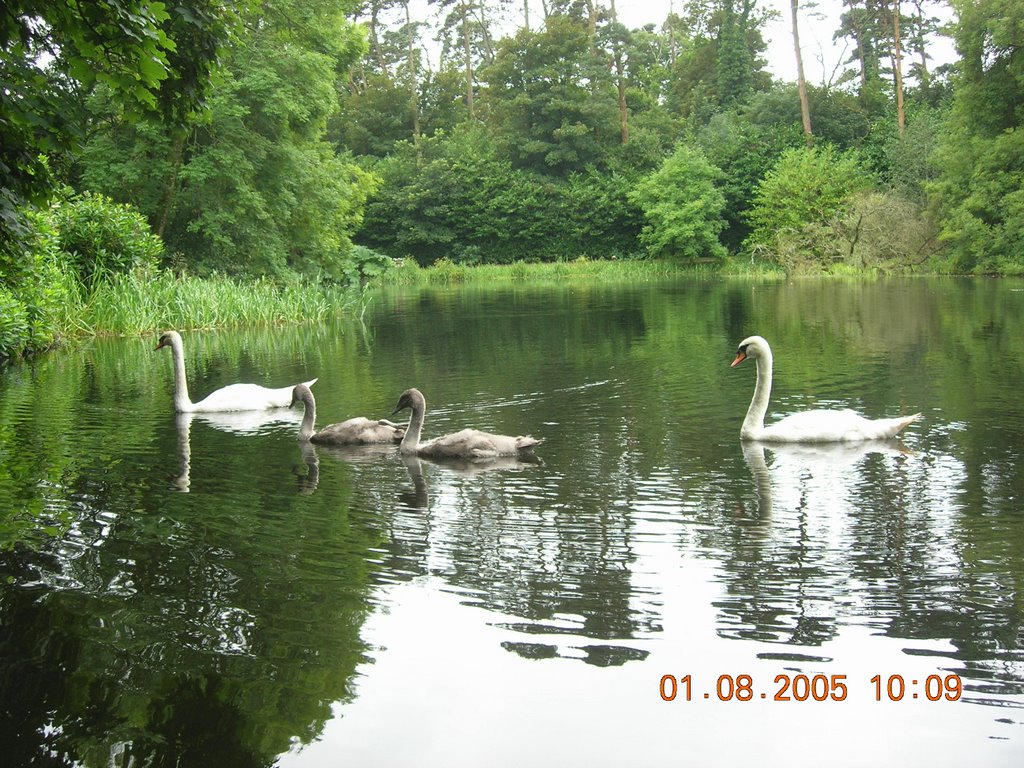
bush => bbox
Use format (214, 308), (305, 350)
(745, 145), (874, 267)
(48, 190), (163, 285)
(357, 125), (642, 264)
(836, 192), (942, 271)
(0, 286), (30, 361)
(343, 245), (394, 286)
(628, 143), (728, 262)
(761, 191), (941, 274)
(0, 207), (81, 358)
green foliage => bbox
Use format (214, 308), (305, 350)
(696, 111), (803, 248)
(0, 285), (30, 360)
(334, 72), (422, 156)
(929, 127), (1024, 273)
(481, 16), (620, 176)
(76, 0), (371, 280)
(861, 104), (948, 202)
(77, 112), (180, 220)
(665, 0), (773, 121)
(565, 169), (645, 259)
(357, 125), (641, 264)
(834, 1), (890, 109)
(0, 204), (82, 359)
(715, 0), (754, 109)
(77, 270), (356, 335)
(628, 143), (728, 262)
(0, 1), (238, 260)
(745, 145), (874, 265)
(745, 84), (872, 150)
(928, 0), (1024, 274)
(48, 191), (164, 285)
(427, 256), (470, 283)
(344, 245), (394, 286)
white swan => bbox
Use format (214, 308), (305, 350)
(731, 335), (921, 442)
(391, 388), (542, 458)
(290, 383), (405, 445)
(155, 330), (317, 412)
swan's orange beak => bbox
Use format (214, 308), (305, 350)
(731, 350), (747, 367)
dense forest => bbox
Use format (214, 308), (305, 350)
(1, 0), (1023, 359)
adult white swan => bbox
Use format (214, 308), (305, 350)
(391, 388), (542, 458)
(290, 383), (405, 444)
(155, 330), (317, 412)
(731, 335), (921, 442)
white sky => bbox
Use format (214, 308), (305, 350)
(397, 0), (958, 87)
(613, 0), (957, 86)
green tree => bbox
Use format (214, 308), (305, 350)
(78, 0), (374, 279)
(481, 15), (620, 175)
(835, 0), (889, 109)
(746, 83), (873, 150)
(696, 111), (802, 249)
(928, 0), (1024, 273)
(716, 0), (755, 108)
(746, 144), (874, 265)
(357, 123), (641, 263)
(628, 143), (728, 261)
(0, 1), (238, 261)
(665, 0), (772, 122)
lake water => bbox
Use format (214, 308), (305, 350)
(1, 276), (1022, 767)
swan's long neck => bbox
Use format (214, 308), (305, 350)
(399, 396), (426, 455)
(742, 348), (773, 440)
(297, 388), (316, 441)
(168, 335), (193, 412)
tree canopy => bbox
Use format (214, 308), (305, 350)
(4, 0), (1024, 303)
(0, 1), (239, 257)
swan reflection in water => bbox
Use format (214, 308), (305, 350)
(400, 452), (544, 510)
(741, 439), (914, 518)
(295, 441), (320, 495)
(292, 442), (400, 495)
(170, 409), (305, 492)
(190, 408), (303, 435)
(172, 413), (192, 492)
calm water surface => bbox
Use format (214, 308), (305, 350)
(1, 277), (1022, 767)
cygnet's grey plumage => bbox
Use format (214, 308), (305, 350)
(391, 387), (542, 458)
(291, 383), (405, 445)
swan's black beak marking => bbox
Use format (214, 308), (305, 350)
(731, 347), (748, 367)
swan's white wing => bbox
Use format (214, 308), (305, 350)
(190, 378), (317, 412)
(762, 409), (920, 442)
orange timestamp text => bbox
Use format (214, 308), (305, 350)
(659, 673), (963, 702)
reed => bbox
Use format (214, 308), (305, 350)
(372, 257), (723, 286)
(78, 270), (361, 336)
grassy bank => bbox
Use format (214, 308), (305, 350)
(72, 270), (365, 337)
(1, 255), (795, 363)
(372, 256), (786, 286)
(81, 258), (779, 338)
